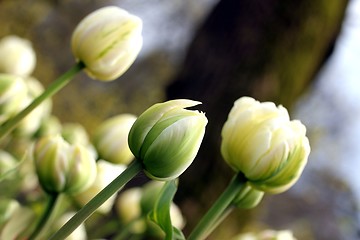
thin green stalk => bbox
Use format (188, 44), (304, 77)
(49, 159), (143, 240)
(187, 173), (247, 240)
(29, 193), (59, 240)
(0, 61), (85, 140)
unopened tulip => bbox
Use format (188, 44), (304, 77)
(0, 36), (36, 77)
(71, 6), (143, 81)
(34, 135), (97, 194)
(221, 97), (310, 194)
(93, 114), (136, 164)
(128, 99), (208, 180)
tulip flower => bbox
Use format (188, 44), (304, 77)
(221, 96), (310, 194)
(71, 6), (143, 81)
(93, 114), (137, 164)
(33, 135), (97, 194)
(128, 99), (208, 180)
(0, 35), (36, 77)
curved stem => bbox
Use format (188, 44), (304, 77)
(29, 193), (59, 240)
(187, 173), (247, 240)
(0, 62), (85, 140)
(49, 159), (143, 240)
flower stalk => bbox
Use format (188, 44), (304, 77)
(0, 62), (85, 140)
(49, 159), (142, 240)
(187, 173), (247, 240)
(28, 193), (59, 240)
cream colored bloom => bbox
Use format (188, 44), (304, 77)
(93, 114), (136, 164)
(128, 99), (208, 180)
(0, 36), (36, 77)
(71, 6), (143, 81)
(221, 97), (310, 194)
(73, 160), (126, 214)
(33, 135), (97, 194)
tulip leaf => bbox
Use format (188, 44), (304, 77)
(148, 179), (185, 240)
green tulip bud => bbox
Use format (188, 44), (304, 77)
(0, 74), (27, 124)
(71, 6), (143, 81)
(221, 97), (310, 194)
(0, 198), (19, 226)
(0, 35), (36, 77)
(93, 114), (136, 164)
(34, 135), (97, 194)
(233, 183), (264, 209)
(73, 160), (126, 214)
(128, 99), (208, 181)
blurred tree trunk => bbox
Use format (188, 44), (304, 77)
(166, 0), (348, 235)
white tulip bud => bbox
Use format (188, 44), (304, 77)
(221, 97), (310, 194)
(71, 6), (143, 81)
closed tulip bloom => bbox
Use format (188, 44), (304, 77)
(221, 97), (310, 194)
(34, 135), (97, 194)
(93, 114), (136, 164)
(71, 6), (143, 81)
(0, 36), (36, 77)
(128, 99), (208, 181)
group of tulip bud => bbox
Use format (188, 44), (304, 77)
(0, 5), (311, 240)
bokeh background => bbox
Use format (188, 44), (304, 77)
(0, 0), (359, 239)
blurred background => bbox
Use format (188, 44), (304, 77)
(0, 0), (359, 239)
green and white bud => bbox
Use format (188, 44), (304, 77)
(0, 74), (27, 124)
(73, 160), (126, 214)
(93, 114), (136, 165)
(0, 198), (19, 226)
(233, 183), (264, 209)
(128, 99), (208, 180)
(0, 35), (36, 77)
(221, 97), (310, 194)
(71, 6), (143, 81)
(33, 135), (97, 194)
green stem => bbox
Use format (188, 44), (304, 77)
(187, 173), (247, 240)
(0, 62), (85, 140)
(29, 193), (59, 240)
(49, 159), (143, 240)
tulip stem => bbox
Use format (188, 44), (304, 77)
(187, 173), (247, 240)
(0, 61), (85, 140)
(28, 193), (59, 240)
(49, 159), (143, 240)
